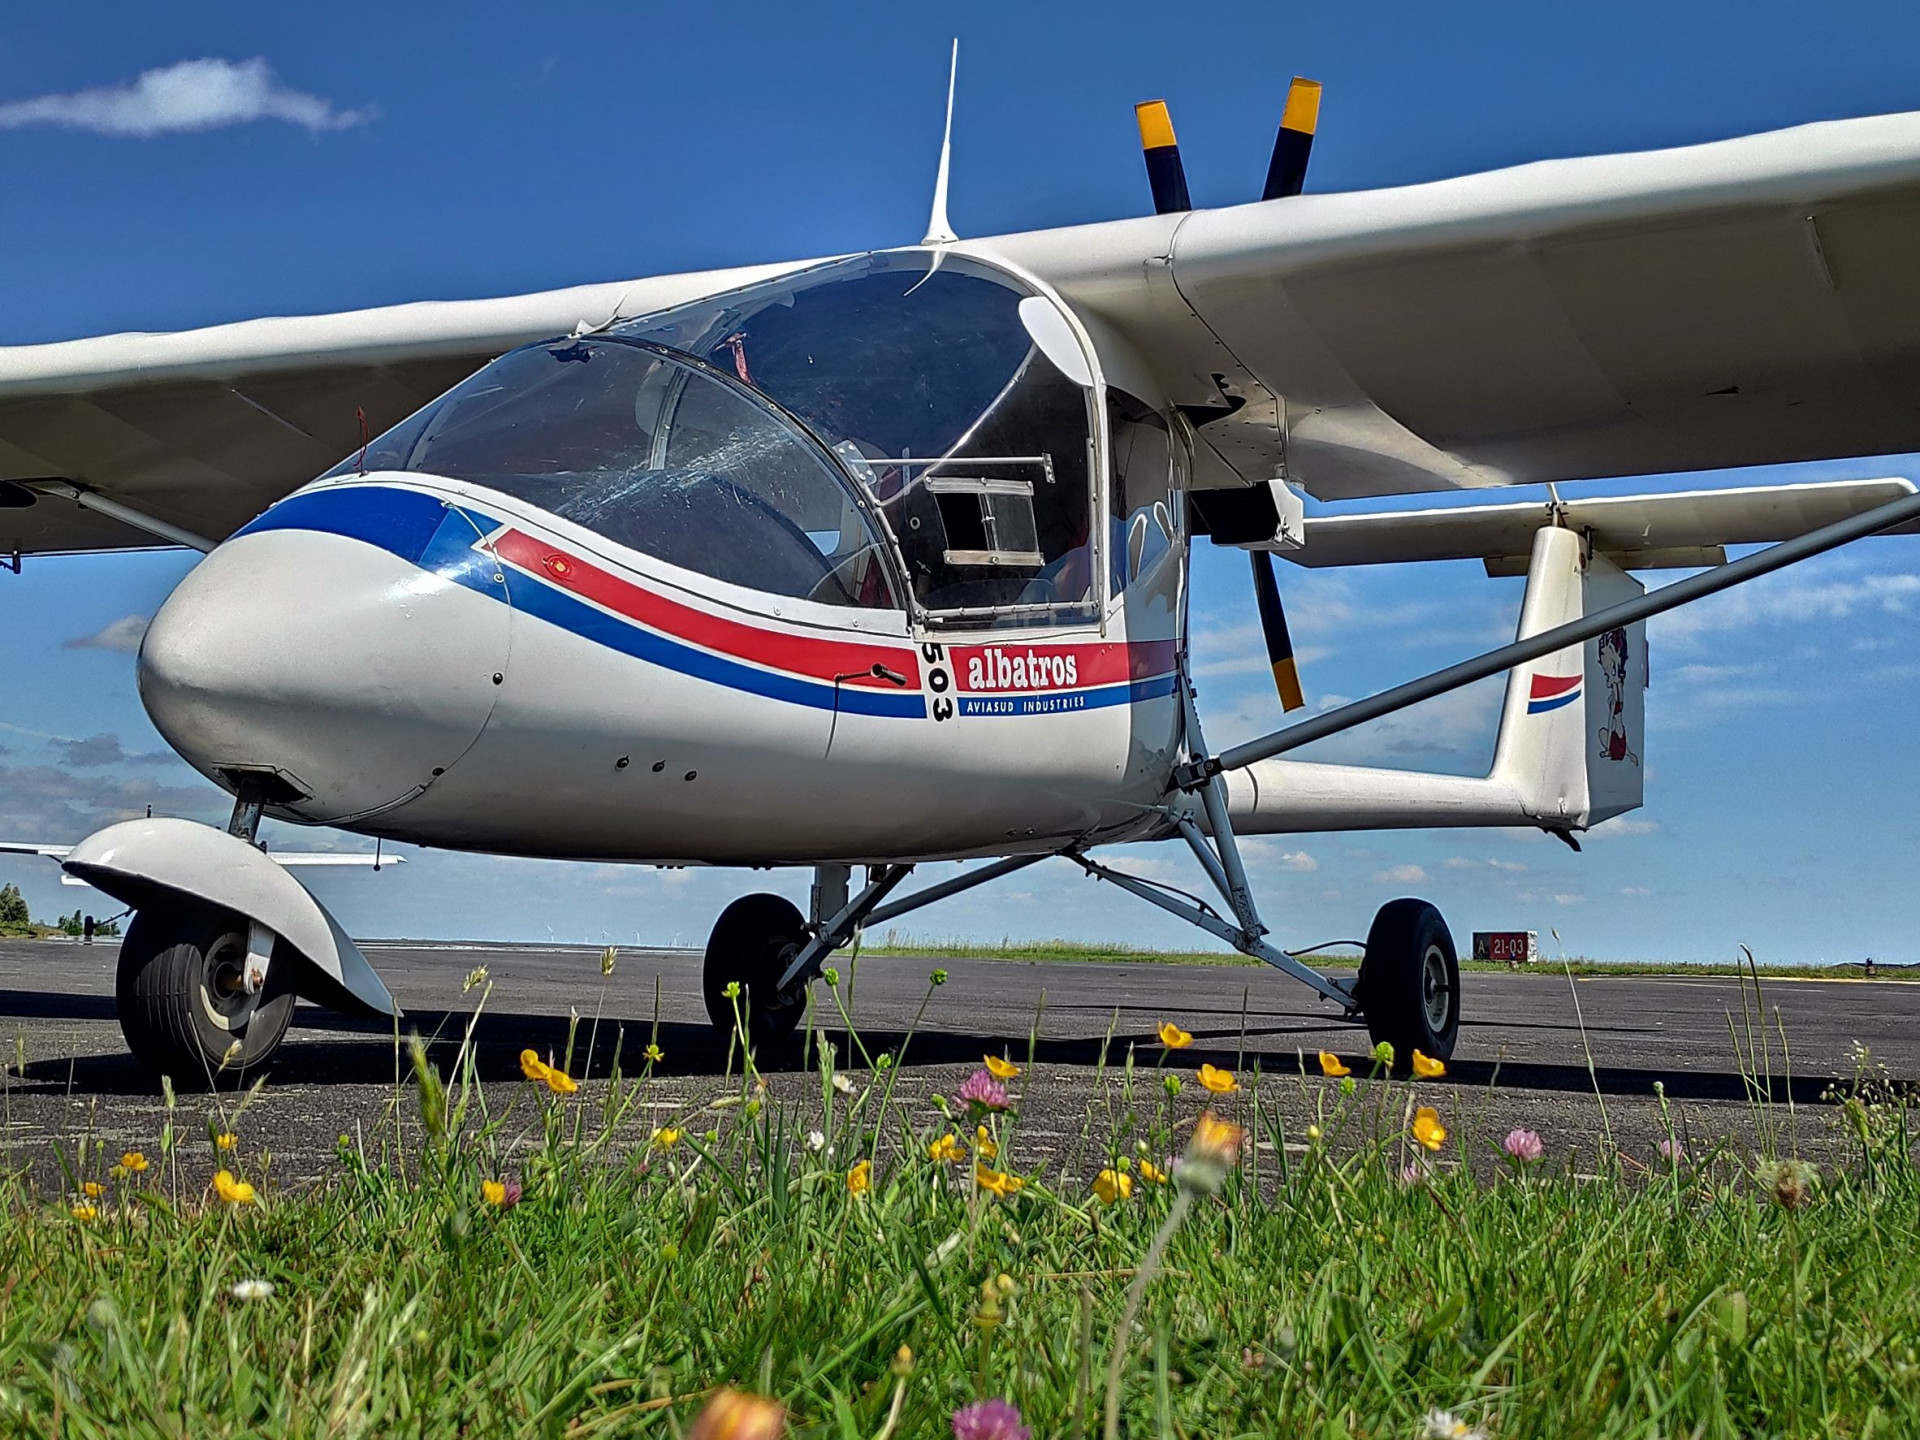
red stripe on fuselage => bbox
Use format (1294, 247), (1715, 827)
(1529, 672), (1582, 699)
(491, 529), (920, 688)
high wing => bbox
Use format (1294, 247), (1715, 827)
(998, 109), (1920, 497)
(0, 262), (810, 554)
(6, 109), (1920, 555)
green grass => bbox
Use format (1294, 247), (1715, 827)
(863, 930), (1915, 979)
(1, 981), (1915, 1438)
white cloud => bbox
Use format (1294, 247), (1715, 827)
(1652, 565), (1920, 643)
(63, 615), (148, 653)
(0, 58), (374, 138)
(1554, 893), (1586, 907)
(1272, 850), (1318, 872)
(1372, 863), (1428, 885)
(1621, 885), (1652, 897)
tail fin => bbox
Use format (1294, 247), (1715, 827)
(1489, 527), (1646, 828)
(1225, 522), (1648, 836)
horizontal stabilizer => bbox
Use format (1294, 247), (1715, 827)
(1268, 478), (1917, 572)
(4, 840), (398, 870)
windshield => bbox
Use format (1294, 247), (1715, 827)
(621, 251), (1098, 621)
(326, 339), (899, 608)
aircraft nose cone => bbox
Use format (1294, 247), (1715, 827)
(139, 493), (511, 824)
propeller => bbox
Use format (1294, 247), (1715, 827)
(1133, 79), (1322, 712)
(1251, 550), (1306, 711)
(1133, 100), (1192, 215)
(1262, 77), (1322, 200)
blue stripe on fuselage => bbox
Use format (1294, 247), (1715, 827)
(237, 484), (925, 719)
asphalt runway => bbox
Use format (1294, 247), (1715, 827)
(1, 936), (1908, 1188)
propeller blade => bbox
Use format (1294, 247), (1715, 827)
(1134, 99), (1192, 215)
(1250, 549), (1306, 711)
(1261, 76), (1322, 201)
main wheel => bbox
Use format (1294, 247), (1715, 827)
(116, 903), (296, 1089)
(1357, 898), (1460, 1067)
(702, 893), (810, 1056)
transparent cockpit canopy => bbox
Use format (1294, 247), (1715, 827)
(618, 250), (1098, 620)
(324, 338), (900, 609)
(329, 249), (1099, 622)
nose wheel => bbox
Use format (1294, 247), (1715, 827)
(1356, 897), (1461, 1066)
(115, 902), (296, 1088)
(702, 893), (810, 1056)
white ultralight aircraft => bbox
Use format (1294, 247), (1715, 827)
(4, 72), (1919, 1085)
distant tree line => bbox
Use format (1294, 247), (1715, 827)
(0, 884), (118, 938)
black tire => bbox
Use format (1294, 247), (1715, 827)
(702, 893), (809, 1056)
(1357, 898), (1460, 1067)
(116, 904), (297, 1090)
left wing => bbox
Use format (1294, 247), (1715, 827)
(999, 110), (1920, 497)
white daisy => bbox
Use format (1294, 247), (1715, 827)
(229, 1279), (275, 1302)
(1423, 1410), (1484, 1440)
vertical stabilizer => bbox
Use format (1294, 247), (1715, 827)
(1487, 526), (1647, 829)
(1581, 552), (1647, 824)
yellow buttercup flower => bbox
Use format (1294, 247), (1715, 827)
(1307, 1124), (1322, 1141)
(1197, 1063), (1238, 1094)
(1317, 1051), (1351, 1078)
(82, 1180), (104, 1199)
(213, 1170), (257, 1206)
(1092, 1168), (1133, 1203)
(651, 1126), (682, 1150)
(1412, 1049), (1446, 1079)
(1412, 1106), (1447, 1152)
(119, 1151), (148, 1174)
(643, 1043), (665, 1064)
(1157, 1021), (1193, 1050)
(928, 1133), (964, 1163)
(1138, 1159), (1169, 1184)
(983, 1054), (1021, 1080)
(519, 1048), (579, 1095)
(688, 1388), (785, 1440)
(973, 1125), (998, 1160)
(975, 1166), (1025, 1198)
(1190, 1112), (1245, 1167)
(70, 1204), (97, 1222)
(847, 1160), (872, 1195)
(481, 1179), (506, 1206)
(215, 1131), (237, 1151)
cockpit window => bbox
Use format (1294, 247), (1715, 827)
(620, 251), (1099, 624)
(328, 339), (899, 609)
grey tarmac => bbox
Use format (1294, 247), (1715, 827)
(0, 937), (1907, 1189)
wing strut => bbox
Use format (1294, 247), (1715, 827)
(1182, 482), (1920, 787)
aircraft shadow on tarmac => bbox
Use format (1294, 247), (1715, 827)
(0, 990), (1836, 1105)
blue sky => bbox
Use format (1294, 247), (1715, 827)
(2, 2), (1917, 964)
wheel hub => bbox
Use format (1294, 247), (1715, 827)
(196, 932), (260, 1032)
(1421, 943), (1452, 1030)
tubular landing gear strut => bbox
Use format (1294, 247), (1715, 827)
(1072, 675), (1463, 1065)
(699, 856), (1052, 1056)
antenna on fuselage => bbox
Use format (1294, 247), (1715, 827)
(920, 39), (960, 246)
